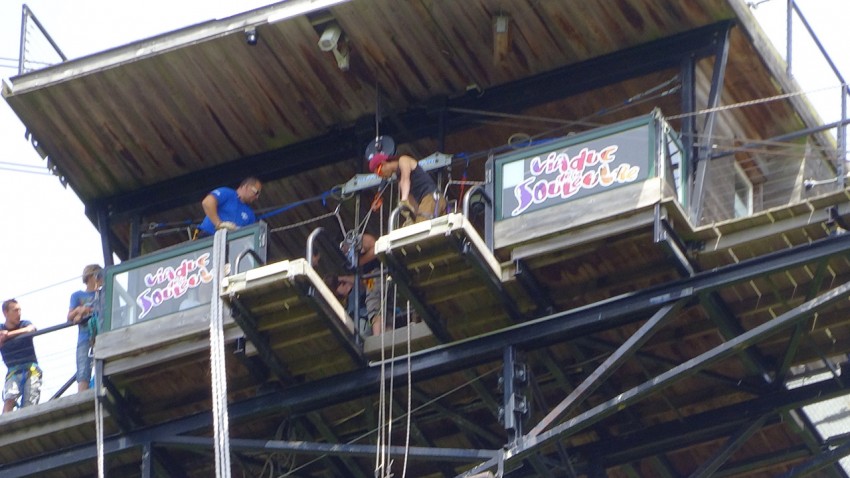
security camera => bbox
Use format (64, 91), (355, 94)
(333, 41), (350, 71)
(245, 28), (258, 46)
(318, 24), (342, 52)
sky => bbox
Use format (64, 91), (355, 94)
(0, 0), (848, 404)
(0, 0), (272, 399)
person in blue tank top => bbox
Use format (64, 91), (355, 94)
(197, 177), (263, 236)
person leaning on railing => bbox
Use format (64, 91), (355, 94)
(0, 298), (42, 413)
(368, 153), (446, 226)
(196, 177), (263, 238)
(67, 264), (103, 392)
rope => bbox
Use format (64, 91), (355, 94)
(210, 230), (232, 478)
(374, 260), (387, 477)
(667, 83), (849, 120)
(257, 189), (333, 221)
(280, 366), (501, 476)
(95, 363), (105, 478)
(385, 283), (398, 476)
(268, 204), (341, 234)
(401, 300), (413, 478)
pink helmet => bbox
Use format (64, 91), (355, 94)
(368, 152), (390, 173)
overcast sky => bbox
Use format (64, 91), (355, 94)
(0, 0), (272, 399)
(0, 0), (848, 401)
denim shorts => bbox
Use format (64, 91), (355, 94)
(76, 334), (93, 383)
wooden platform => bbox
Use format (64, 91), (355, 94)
(374, 213), (535, 344)
(221, 257), (366, 381)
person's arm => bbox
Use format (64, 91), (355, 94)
(397, 155), (416, 202)
(202, 193), (222, 229)
(359, 233), (377, 266)
(8, 323), (36, 335)
(67, 293), (92, 324)
(68, 305), (92, 324)
(0, 322), (36, 346)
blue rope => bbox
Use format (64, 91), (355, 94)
(257, 189), (333, 220)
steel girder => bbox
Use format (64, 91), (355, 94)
(463, 278), (850, 476)
(5, 230), (850, 476)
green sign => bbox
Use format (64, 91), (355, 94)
(495, 115), (657, 221)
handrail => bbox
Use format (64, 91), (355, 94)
(234, 248), (265, 274)
(388, 203), (416, 234)
(306, 227), (324, 265)
(463, 184), (492, 218)
(785, 0), (849, 184)
(4, 319), (77, 342)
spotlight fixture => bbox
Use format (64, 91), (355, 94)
(245, 28), (258, 46)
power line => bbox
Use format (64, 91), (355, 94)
(9, 275), (81, 300)
(0, 164), (53, 176)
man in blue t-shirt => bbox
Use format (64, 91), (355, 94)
(67, 264), (103, 392)
(1, 299), (42, 413)
(198, 177), (262, 236)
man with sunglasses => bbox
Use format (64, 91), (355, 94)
(368, 153), (446, 226)
(197, 177), (262, 237)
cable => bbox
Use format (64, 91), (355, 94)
(401, 300), (413, 478)
(7, 274), (82, 300)
(257, 189), (334, 221)
(281, 366), (501, 476)
(667, 83), (849, 120)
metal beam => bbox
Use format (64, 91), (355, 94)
(777, 259), (829, 381)
(690, 22), (732, 223)
(411, 388), (503, 447)
(529, 301), (684, 437)
(698, 293), (775, 384)
(229, 298), (295, 384)
(380, 249), (452, 343)
(6, 232), (850, 476)
(477, 279), (850, 474)
(534, 366), (850, 471)
(454, 234), (525, 322)
(578, 337), (764, 395)
(300, 415), (370, 478)
(687, 414), (769, 478)
(155, 435), (499, 462)
(779, 438), (850, 478)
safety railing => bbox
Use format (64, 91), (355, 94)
(101, 222), (267, 332)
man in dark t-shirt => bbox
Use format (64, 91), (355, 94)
(1, 299), (42, 413)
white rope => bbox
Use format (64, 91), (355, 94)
(384, 283), (398, 475)
(210, 230), (232, 478)
(666, 83), (848, 120)
(95, 361), (105, 478)
(374, 260), (388, 477)
(401, 300), (413, 478)
(281, 366), (501, 476)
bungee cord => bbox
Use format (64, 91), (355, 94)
(279, 366), (501, 477)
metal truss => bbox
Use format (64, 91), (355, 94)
(6, 229), (850, 477)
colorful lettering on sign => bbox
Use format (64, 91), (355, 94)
(136, 253), (214, 319)
(511, 145), (640, 216)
